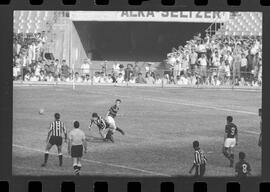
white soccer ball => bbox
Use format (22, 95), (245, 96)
(39, 108), (44, 115)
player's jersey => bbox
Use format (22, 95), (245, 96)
(89, 116), (110, 130)
(108, 105), (119, 118)
(49, 120), (66, 137)
(194, 148), (207, 166)
(225, 122), (238, 138)
(235, 160), (251, 177)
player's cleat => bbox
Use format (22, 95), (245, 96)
(41, 163), (46, 167)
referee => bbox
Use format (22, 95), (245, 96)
(68, 121), (87, 176)
(41, 113), (67, 167)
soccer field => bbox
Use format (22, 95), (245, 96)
(13, 84), (262, 177)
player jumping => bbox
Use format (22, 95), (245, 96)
(235, 152), (251, 177)
(258, 108), (262, 148)
(105, 99), (125, 135)
(223, 116), (238, 167)
(89, 112), (125, 142)
(41, 113), (67, 167)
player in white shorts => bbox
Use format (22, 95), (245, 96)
(68, 121), (87, 176)
(105, 99), (125, 135)
(223, 116), (238, 167)
(89, 112), (125, 143)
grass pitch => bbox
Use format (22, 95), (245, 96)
(13, 84), (261, 177)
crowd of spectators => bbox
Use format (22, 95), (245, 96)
(13, 31), (262, 87)
(13, 32), (74, 82)
(165, 33), (262, 87)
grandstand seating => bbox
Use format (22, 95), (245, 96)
(215, 12), (262, 36)
(13, 11), (54, 33)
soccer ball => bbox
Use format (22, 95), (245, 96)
(39, 108), (44, 115)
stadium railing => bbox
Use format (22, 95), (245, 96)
(13, 67), (262, 90)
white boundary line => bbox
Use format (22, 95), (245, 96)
(14, 165), (70, 174)
(91, 90), (258, 116)
(13, 144), (170, 177)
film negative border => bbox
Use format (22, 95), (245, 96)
(1, 0), (270, 192)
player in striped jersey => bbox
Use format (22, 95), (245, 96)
(189, 140), (207, 177)
(105, 99), (125, 135)
(89, 112), (125, 142)
(41, 113), (67, 167)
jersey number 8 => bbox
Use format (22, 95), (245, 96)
(242, 164), (247, 173)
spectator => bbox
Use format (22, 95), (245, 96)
(106, 74), (113, 83)
(232, 50), (242, 81)
(189, 49), (198, 70)
(74, 72), (83, 83)
(99, 72), (106, 83)
(145, 72), (155, 84)
(84, 74), (91, 83)
(61, 60), (70, 78)
(124, 64), (133, 82)
(240, 53), (248, 78)
(135, 72), (146, 84)
(155, 74), (162, 85)
(39, 70), (46, 81)
(129, 75), (136, 84)
(93, 72), (100, 83)
(46, 72), (54, 82)
(133, 62), (141, 77)
(116, 73), (125, 84)
(119, 64), (125, 77)
(55, 59), (61, 78)
(81, 59), (90, 77)
(198, 54), (208, 83)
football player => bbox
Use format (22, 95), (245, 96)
(89, 112), (124, 142)
(105, 99), (125, 135)
(235, 152), (251, 177)
(223, 116), (238, 167)
(189, 140), (207, 177)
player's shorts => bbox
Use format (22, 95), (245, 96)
(49, 136), (63, 146)
(71, 145), (83, 158)
(106, 115), (116, 130)
(224, 138), (236, 148)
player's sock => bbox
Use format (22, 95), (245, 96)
(116, 127), (125, 135)
(77, 163), (82, 172)
(223, 150), (229, 159)
(229, 154), (234, 167)
(73, 165), (79, 175)
(42, 153), (49, 166)
(58, 154), (63, 166)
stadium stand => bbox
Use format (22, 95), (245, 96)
(215, 12), (262, 36)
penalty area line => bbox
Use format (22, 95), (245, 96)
(13, 144), (170, 177)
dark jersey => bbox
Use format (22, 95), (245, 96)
(225, 122), (238, 138)
(49, 120), (66, 137)
(235, 160), (251, 177)
(108, 105), (119, 118)
(89, 116), (110, 130)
